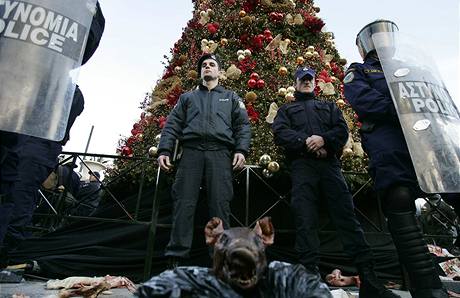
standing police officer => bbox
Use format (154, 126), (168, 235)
(273, 67), (398, 298)
(0, 2), (105, 267)
(158, 54), (251, 266)
(344, 20), (447, 298)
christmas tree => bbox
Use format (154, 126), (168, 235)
(113, 0), (368, 188)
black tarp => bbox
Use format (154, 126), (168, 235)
(9, 170), (401, 283)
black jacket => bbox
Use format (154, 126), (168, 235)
(158, 85), (251, 156)
(272, 91), (348, 160)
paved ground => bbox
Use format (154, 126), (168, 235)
(0, 280), (412, 298)
(0, 280), (136, 298)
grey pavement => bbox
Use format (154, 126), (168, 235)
(0, 280), (136, 298)
(0, 280), (412, 298)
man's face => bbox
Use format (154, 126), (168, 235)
(201, 58), (219, 82)
(295, 76), (315, 93)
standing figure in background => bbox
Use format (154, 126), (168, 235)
(272, 67), (398, 298)
(158, 54), (251, 267)
(72, 171), (102, 217)
(344, 19), (447, 298)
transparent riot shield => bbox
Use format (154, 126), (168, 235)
(0, 0), (97, 140)
(373, 32), (460, 193)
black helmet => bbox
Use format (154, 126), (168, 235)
(356, 19), (398, 59)
(197, 53), (221, 73)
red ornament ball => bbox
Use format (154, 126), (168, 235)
(250, 72), (260, 80)
(248, 79), (257, 88)
(121, 146), (133, 156)
(256, 79), (265, 89)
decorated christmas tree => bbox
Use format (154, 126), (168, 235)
(113, 0), (368, 188)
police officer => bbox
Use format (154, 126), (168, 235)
(0, 2), (105, 266)
(344, 20), (447, 298)
(273, 67), (398, 298)
(158, 54), (251, 266)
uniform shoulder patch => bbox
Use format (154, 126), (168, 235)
(343, 71), (355, 84)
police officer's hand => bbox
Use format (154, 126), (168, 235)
(306, 135), (325, 152)
(233, 153), (246, 170)
(315, 148), (328, 159)
(158, 155), (172, 172)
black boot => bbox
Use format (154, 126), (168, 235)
(357, 262), (401, 298)
(387, 211), (448, 298)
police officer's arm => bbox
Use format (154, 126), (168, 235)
(317, 103), (349, 155)
(231, 92), (251, 157)
(343, 64), (397, 122)
(157, 96), (187, 170)
(272, 106), (309, 151)
(81, 2), (105, 66)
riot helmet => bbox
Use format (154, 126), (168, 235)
(356, 19), (398, 60)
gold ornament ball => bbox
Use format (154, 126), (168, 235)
(174, 66), (182, 72)
(313, 6), (320, 13)
(207, 8), (214, 16)
(259, 154), (272, 166)
(238, 54), (246, 61)
(267, 161), (280, 173)
(339, 58), (347, 66)
(188, 70), (198, 80)
(336, 99), (345, 108)
(307, 45), (315, 52)
(278, 66), (288, 76)
(148, 146), (158, 157)
(243, 49), (252, 56)
(305, 52), (313, 59)
(245, 91), (258, 103)
(237, 49), (244, 56)
(200, 11), (206, 17)
(287, 86), (296, 93)
(296, 56), (305, 65)
(137, 133), (144, 141)
(242, 16), (252, 25)
(278, 87), (287, 96)
(262, 168), (273, 178)
(155, 134), (162, 143)
(239, 10), (247, 17)
(313, 51), (320, 58)
(220, 38), (228, 46)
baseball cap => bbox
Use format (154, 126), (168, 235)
(295, 67), (316, 80)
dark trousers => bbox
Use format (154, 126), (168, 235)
(165, 148), (233, 258)
(290, 158), (372, 267)
(0, 159), (52, 251)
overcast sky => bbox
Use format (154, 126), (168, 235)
(64, 0), (459, 155)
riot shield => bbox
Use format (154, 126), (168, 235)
(0, 0), (97, 140)
(373, 32), (460, 193)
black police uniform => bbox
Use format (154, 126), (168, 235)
(272, 91), (372, 268)
(158, 84), (251, 258)
(0, 2), (105, 255)
(343, 56), (416, 192)
(344, 56), (447, 297)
